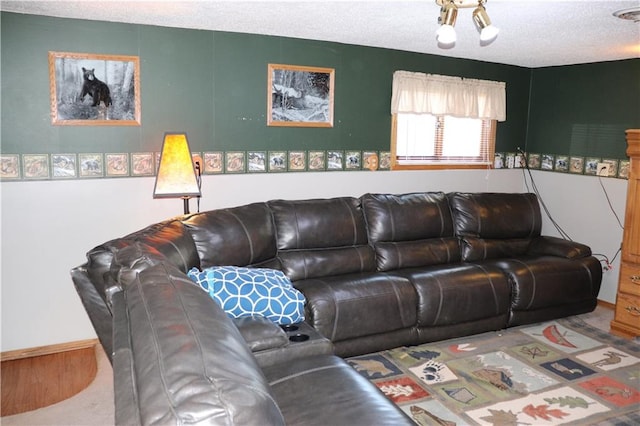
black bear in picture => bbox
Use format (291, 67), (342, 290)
(80, 67), (112, 107)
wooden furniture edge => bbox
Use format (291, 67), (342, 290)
(1, 338), (99, 362)
(1, 339), (99, 416)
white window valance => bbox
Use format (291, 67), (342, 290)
(391, 71), (506, 122)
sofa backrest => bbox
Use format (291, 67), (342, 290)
(182, 202), (280, 270)
(269, 197), (375, 281)
(86, 219), (200, 303)
(361, 192), (460, 271)
(448, 192), (542, 261)
(114, 262), (286, 425)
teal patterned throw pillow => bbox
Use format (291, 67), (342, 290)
(187, 266), (305, 325)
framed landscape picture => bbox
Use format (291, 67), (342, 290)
(267, 64), (334, 127)
(49, 51), (141, 126)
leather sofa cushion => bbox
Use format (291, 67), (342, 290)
(362, 192), (460, 270)
(277, 246), (375, 282)
(495, 256), (603, 313)
(460, 237), (533, 262)
(270, 197), (369, 249)
(269, 198), (375, 280)
(87, 219), (199, 300)
(400, 263), (511, 327)
(183, 202), (279, 269)
(449, 192), (542, 239)
(294, 272), (417, 342)
(263, 355), (414, 426)
(449, 192), (542, 261)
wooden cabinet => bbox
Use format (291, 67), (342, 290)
(611, 129), (640, 338)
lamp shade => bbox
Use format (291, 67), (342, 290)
(153, 133), (201, 199)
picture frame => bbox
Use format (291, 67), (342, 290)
(288, 151), (306, 171)
(554, 155), (569, 172)
(0, 154), (20, 179)
(541, 154), (554, 171)
(308, 151), (326, 171)
(327, 150), (344, 170)
(363, 151), (379, 171)
(203, 152), (223, 174)
(106, 153), (129, 177)
(527, 153), (541, 169)
(379, 152), (391, 170)
(345, 151), (361, 170)
(225, 152), (245, 173)
(23, 154), (49, 179)
(131, 153), (154, 176)
(267, 63), (335, 127)
(268, 151), (287, 172)
(569, 157), (584, 174)
(51, 153), (77, 178)
(619, 160), (630, 179)
(248, 151), (267, 172)
(585, 157), (601, 175)
(48, 51), (141, 126)
(79, 153), (104, 178)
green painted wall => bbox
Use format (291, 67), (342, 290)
(527, 59), (640, 159)
(1, 12), (529, 158)
(2, 12), (637, 168)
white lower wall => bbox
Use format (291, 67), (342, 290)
(523, 170), (627, 305)
(0, 168), (625, 351)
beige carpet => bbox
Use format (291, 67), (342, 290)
(0, 305), (616, 425)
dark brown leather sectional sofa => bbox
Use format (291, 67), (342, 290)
(71, 192), (602, 425)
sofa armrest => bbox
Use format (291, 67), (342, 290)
(233, 316), (289, 352)
(71, 264), (115, 363)
(112, 262), (285, 426)
(528, 236), (592, 259)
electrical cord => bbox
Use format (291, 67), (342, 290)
(597, 174), (624, 230)
(195, 160), (202, 213)
(518, 148), (573, 241)
(518, 148), (624, 271)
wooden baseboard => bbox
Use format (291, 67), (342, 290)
(1, 339), (98, 416)
(597, 299), (615, 310)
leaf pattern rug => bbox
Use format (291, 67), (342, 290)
(347, 316), (640, 425)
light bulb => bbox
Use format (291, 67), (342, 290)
(480, 25), (499, 44)
(436, 25), (457, 47)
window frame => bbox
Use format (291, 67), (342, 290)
(390, 113), (497, 170)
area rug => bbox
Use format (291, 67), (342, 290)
(347, 317), (640, 425)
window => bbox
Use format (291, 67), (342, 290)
(390, 71), (505, 170)
(392, 114), (496, 169)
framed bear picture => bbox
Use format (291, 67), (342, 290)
(48, 51), (141, 126)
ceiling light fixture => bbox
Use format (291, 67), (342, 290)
(436, 0), (458, 48)
(436, 0), (498, 48)
(613, 7), (640, 22)
(472, 3), (499, 45)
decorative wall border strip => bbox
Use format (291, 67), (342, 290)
(0, 151), (629, 181)
(0, 151), (392, 181)
(495, 152), (629, 179)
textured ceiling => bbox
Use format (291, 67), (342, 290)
(2, 0), (639, 68)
